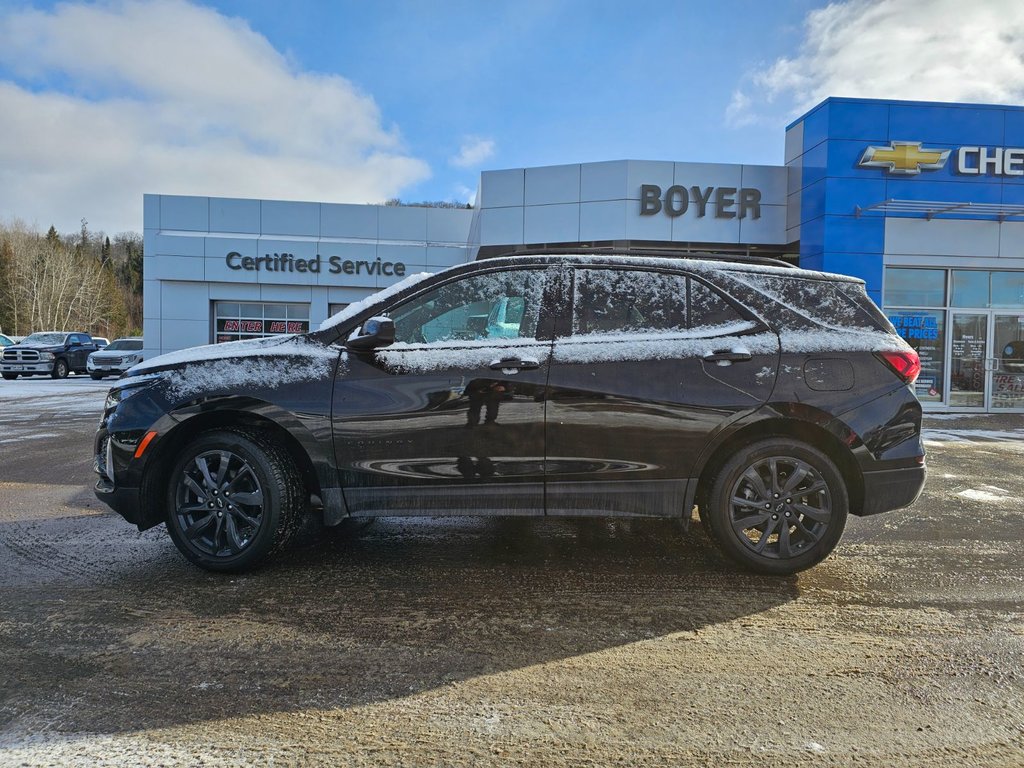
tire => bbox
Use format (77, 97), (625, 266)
(1, 373), (16, 380)
(51, 359), (69, 379)
(89, 372), (105, 380)
(702, 438), (848, 575)
(165, 429), (305, 573)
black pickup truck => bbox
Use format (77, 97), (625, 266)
(1, 331), (99, 379)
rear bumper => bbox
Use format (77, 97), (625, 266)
(858, 463), (926, 516)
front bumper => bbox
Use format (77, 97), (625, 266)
(859, 463), (927, 516)
(1, 362), (52, 374)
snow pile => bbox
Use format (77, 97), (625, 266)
(319, 271), (434, 332)
(957, 485), (1011, 503)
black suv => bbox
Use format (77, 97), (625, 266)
(94, 253), (925, 574)
(2, 331), (99, 379)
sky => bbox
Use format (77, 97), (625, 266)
(1, 0), (1023, 235)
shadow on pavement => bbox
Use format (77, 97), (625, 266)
(0, 511), (798, 735)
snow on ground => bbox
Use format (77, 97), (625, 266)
(1, 375), (111, 403)
(922, 428), (1024, 444)
(0, 376), (109, 444)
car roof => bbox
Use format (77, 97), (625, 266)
(470, 251), (864, 284)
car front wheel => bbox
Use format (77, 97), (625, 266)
(165, 430), (304, 572)
(703, 438), (848, 575)
(51, 359), (69, 379)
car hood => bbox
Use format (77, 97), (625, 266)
(126, 335), (296, 376)
(7, 343), (63, 352)
(119, 335), (338, 399)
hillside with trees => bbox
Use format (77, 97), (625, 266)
(0, 221), (142, 340)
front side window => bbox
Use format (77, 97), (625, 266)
(390, 269), (547, 345)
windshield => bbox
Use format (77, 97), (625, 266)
(105, 339), (143, 351)
(23, 333), (67, 345)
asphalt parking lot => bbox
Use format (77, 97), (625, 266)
(1, 376), (1022, 766)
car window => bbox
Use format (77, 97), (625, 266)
(689, 279), (746, 330)
(572, 268), (688, 335)
(390, 269), (547, 344)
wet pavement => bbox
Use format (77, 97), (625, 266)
(0, 379), (1022, 766)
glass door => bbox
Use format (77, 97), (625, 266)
(949, 313), (988, 409)
(990, 314), (1024, 411)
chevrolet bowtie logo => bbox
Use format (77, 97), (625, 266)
(859, 141), (950, 175)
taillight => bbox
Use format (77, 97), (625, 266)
(875, 350), (921, 384)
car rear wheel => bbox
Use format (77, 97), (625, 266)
(165, 430), (304, 572)
(703, 438), (848, 575)
(51, 359), (69, 379)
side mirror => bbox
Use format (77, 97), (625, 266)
(347, 316), (396, 351)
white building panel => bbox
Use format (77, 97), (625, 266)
(210, 198), (260, 234)
(739, 204), (788, 245)
(159, 196), (209, 231)
(426, 207), (473, 243)
(885, 218), (1001, 259)
(478, 207), (524, 245)
(579, 200), (628, 241)
(379, 205), (427, 241)
(478, 169), (524, 208)
(525, 164), (580, 206)
(160, 282), (209, 321)
(580, 161), (629, 202)
(673, 162), (743, 190)
(155, 233), (205, 258)
(261, 200), (319, 237)
(321, 203), (378, 240)
(524, 203), (580, 243)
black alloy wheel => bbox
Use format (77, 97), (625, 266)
(704, 438), (848, 575)
(165, 430), (303, 572)
(51, 358), (69, 379)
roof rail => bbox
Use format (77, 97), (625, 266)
(489, 246), (798, 269)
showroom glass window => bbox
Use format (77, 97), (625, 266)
(884, 268), (947, 404)
(213, 302), (311, 343)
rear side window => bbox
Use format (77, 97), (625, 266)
(571, 269), (749, 336)
(573, 269), (687, 334)
(689, 279), (746, 330)
(736, 274), (888, 331)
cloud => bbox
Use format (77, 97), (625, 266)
(728, 0), (1024, 126)
(449, 136), (495, 168)
(0, 0), (430, 233)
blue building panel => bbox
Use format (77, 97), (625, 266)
(827, 100), (890, 143)
(824, 176), (887, 217)
(888, 103), (1005, 147)
(822, 215), (885, 255)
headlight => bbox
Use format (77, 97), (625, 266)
(38, 351), (55, 361)
(105, 373), (165, 410)
(122, 354), (140, 364)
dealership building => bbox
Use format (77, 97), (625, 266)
(144, 96), (1024, 412)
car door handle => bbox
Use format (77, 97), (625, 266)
(489, 356), (540, 371)
(703, 350), (752, 363)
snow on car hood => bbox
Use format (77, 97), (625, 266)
(125, 335), (339, 397)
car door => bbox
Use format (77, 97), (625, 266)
(332, 265), (560, 516)
(544, 266), (780, 517)
(69, 334), (89, 369)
